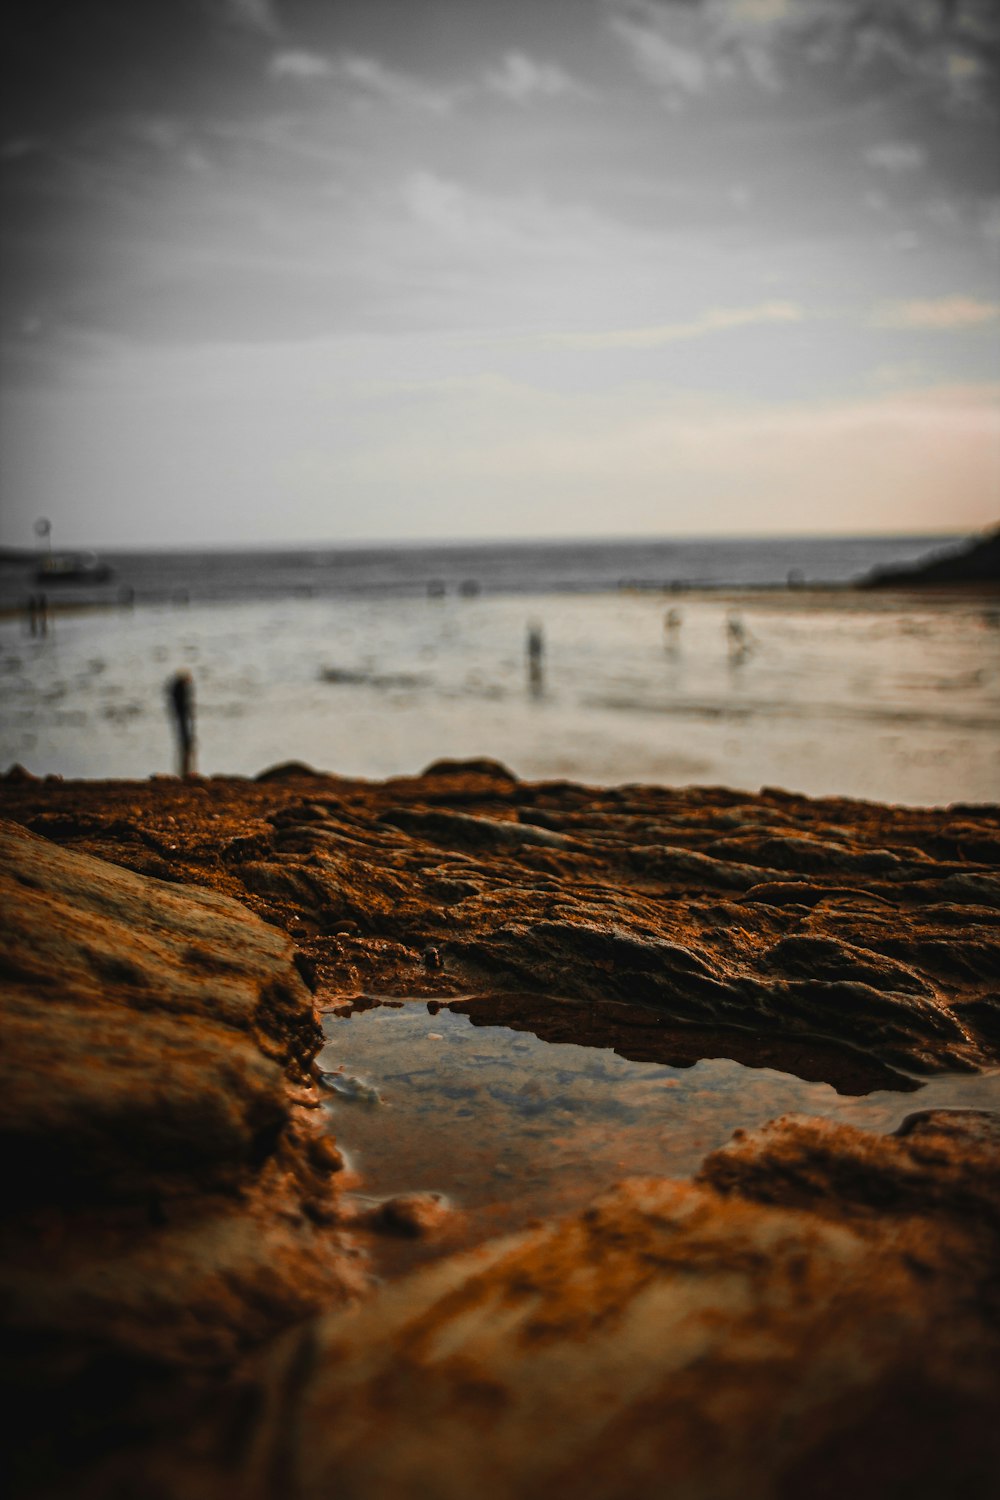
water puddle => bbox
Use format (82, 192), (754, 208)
(318, 997), (1000, 1279)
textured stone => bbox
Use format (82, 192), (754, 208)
(4, 767), (998, 1089)
(212, 1111), (1000, 1500)
(2, 769), (999, 1499)
(0, 820), (364, 1494)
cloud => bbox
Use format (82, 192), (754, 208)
(339, 53), (453, 113)
(874, 296), (1000, 329)
(550, 301), (804, 349)
(269, 49), (332, 80)
(384, 169), (702, 330)
(484, 51), (594, 104)
(213, 0), (281, 37)
(865, 141), (927, 172)
(269, 48), (453, 113)
(403, 171), (480, 240)
(605, 1), (1000, 113)
(608, 11), (710, 96)
(605, 0), (792, 99)
(792, 0), (1000, 113)
(399, 171), (604, 258)
(715, 0), (793, 21)
(98, 114), (214, 176)
(271, 46), (593, 114)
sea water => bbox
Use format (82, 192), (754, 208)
(1, 535), (997, 803)
(319, 999), (1000, 1276)
(0, 532), (965, 608)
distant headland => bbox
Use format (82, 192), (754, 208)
(860, 523), (1000, 589)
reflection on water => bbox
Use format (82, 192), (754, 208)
(320, 998), (1000, 1277)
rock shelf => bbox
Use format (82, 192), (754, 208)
(1, 761), (999, 1497)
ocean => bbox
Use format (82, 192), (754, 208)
(0, 532), (971, 607)
(2, 533), (998, 804)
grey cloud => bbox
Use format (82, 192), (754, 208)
(608, 10), (710, 97)
(269, 49), (333, 81)
(269, 41), (593, 115)
(269, 47), (454, 113)
(211, 0), (282, 37)
(336, 53), (454, 114)
(605, 0), (1000, 113)
(398, 171), (627, 261)
(484, 51), (595, 105)
(865, 141), (927, 173)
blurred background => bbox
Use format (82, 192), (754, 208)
(1, 1), (998, 799)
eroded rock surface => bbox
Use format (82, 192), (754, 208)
(0, 820), (364, 1495)
(2, 767), (999, 1499)
(113, 1111), (1000, 1500)
(4, 762), (998, 1091)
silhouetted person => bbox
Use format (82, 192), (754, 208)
(167, 670), (196, 776)
(663, 607), (682, 654)
(726, 612), (752, 666)
(526, 622), (545, 696)
(27, 593), (48, 636)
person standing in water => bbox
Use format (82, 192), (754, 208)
(726, 612), (753, 667)
(526, 621), (545, 695)
(663, 607), (682, 655)
(166, 670), (196, 776)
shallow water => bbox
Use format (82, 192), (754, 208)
(2, 587), (998, 802)
(319, 999), (1000, 1277)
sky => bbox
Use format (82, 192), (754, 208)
(1, 0), (998, 550)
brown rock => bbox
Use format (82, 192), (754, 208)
(0, 820), (364, 1493)
(354, 1191), (454, 1238)
(220, 1111), (998, 1500)
(1, 772), (999, 1498)
(2, 767), (997, 1089)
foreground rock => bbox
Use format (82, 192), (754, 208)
(2, 769), (999, 1497)
(84, 1112), (1000, 1500)
(294, 1112), (1000, 1500)
(0, 820), (364, 1495)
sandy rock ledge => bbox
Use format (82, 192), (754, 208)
(2, 768), (1000, 1498)
(266, 1110), (1000, 1500)
(0, 819), (365, 1496)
